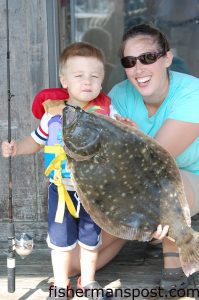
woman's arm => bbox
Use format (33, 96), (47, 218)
(155, 119), (199, 157)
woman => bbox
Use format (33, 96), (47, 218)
(108, 23), (199, 291)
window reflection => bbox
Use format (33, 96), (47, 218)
(58, 0), (199, 92)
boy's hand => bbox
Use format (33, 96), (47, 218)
(1, 140), (17, 157)
(114, 114), (137, 127)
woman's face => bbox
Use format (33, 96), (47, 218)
(123, 35), (173, 104)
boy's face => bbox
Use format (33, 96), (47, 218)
(60, 56), (104, 106)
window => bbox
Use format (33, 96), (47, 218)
(58, 0), (199, 92)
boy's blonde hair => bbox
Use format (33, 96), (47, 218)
(59, 42), (105, 75)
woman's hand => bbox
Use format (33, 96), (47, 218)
(152, 224), (170, 240)
(114, 114), (137, 127)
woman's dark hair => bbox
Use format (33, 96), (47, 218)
(120, 23), (170, 58)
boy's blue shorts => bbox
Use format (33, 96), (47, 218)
(47, 183), (102, 250)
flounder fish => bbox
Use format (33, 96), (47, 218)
(62, 105), (199, 276)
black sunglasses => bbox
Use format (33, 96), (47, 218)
(121, 52), (166, 68)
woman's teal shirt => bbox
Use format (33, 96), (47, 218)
(109, 71), (199, 175)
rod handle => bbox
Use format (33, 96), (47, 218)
(7, 222), (15, 292)
(7, 257), (15, 293)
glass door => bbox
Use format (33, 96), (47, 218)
(58, 0), (199, 93)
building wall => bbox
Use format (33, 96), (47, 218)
(0, 0), (50, 241)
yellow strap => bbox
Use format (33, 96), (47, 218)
(45, 153), (67, 176)
(45, 149), (78, 223)
(44, 144), (66, 155)
(54, 171), (78, 223)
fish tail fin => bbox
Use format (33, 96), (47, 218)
(179, 231), (199, 276)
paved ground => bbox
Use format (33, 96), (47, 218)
(0, 216), (199, 299)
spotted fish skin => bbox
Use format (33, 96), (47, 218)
(62, 106), (199, 276)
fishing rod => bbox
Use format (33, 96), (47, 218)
(6, 0), (16, 293)
(6, 0), (33, 293)
(6, 0), (34, 293)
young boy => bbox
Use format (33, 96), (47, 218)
(2, 42), (111, 300)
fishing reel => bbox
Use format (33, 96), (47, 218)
(15, 233), (33, 259)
